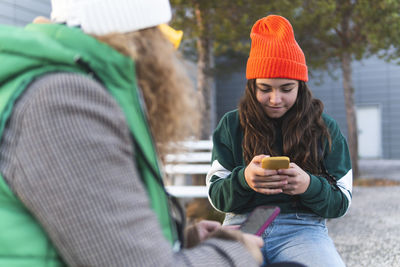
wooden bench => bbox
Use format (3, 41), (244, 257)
(164, 140), (211, 198)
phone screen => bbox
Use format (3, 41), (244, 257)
(239, 206), (280, 236)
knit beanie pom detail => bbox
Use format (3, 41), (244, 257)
(246, 15), (308, 81)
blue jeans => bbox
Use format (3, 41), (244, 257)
(261, 213), (345, 267)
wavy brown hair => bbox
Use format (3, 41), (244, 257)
(94, 28), (201, 158)
(239, 79), (331, 174)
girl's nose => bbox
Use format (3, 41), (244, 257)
(269, 90), (282, 105)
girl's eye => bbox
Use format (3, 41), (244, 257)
(281, 86), (295, 92)
(257, 86), (271, 92)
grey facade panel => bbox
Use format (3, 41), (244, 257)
(304, 56), (400, 159)
(0, 0), (51, 26)
(0, 2), (15, 24)
(216, 66), (247, 121)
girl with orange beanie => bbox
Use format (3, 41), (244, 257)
(206, 15), (352, 266)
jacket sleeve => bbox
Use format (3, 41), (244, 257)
(4, 73), (258, 267)
(206, 113), (256, 213)
(299, 116), (353, 218)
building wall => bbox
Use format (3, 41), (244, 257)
(310, 57), (400, 159)
(216, 66), (247, 123)
(0, 0), (51, 26)
(216, 56), (400, 159)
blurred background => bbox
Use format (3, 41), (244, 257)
(3, 2), (400, 265)
(2, 0), (400, 180)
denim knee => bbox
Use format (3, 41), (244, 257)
(262, 213), (345, 267)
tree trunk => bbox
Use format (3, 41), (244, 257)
(194, 3), (216, 140)
(341, 52), (359, 178)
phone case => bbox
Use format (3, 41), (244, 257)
(239, 206), (280, 236)
(261, 156), (290, 170)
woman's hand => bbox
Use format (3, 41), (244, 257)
(209, 228), (264, 265)
(278, 162), (310, 195)
(184, 220), (222, 248)
(240, 232), (264, 264)
(186, 221), (264, 264)
(244, 155), (287, 195)
(195, 220), (222, 242)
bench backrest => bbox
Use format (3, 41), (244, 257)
(164, 140), (212, 176)
(164, 140), (212, 198)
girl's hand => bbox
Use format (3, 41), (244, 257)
(278, 162), (310, 195)
(244, 155), (287, 195)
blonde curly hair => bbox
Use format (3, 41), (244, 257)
(94, 27), (201, 159)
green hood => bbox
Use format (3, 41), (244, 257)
(0, 23), (133, 85)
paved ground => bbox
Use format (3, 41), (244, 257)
(327, 160), (400, 267)
(359, 159), (400, 181)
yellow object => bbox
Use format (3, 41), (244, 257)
(261, 156), (290, 170)
(158, 24), (183, 49)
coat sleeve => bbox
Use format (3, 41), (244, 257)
(3, 73), (258, 267)
(206, 112), (256, 213)
(299, 115), (353, 218)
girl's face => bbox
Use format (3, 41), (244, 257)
(255, 78), (299, 119)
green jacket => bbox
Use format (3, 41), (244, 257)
(207, 109), (352, 219)
(0, 23), (178, 266)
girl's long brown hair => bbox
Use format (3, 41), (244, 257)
(239, 79), (331, 174)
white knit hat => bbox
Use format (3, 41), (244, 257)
(50, 0), (172, 35)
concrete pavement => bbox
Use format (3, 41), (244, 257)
(359, 159), (400, 181)
(327, 186), (400, 267)
(327, 160), (400, 266)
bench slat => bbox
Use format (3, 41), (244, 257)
(165, 152), (211, 163)
(165, 185), (208, 198)
(170, 140), (213, 150)
(164, 164), (210, 175)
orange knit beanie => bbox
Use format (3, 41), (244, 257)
(246, 15), (308, 81)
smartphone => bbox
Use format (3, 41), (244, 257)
(239, 206), (280, 236)
(261, 156), (290, 170)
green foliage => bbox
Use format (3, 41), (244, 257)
(170, 0), (400, 72)
(170, 0), (303, 68)
(295, 0), (400, 70)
